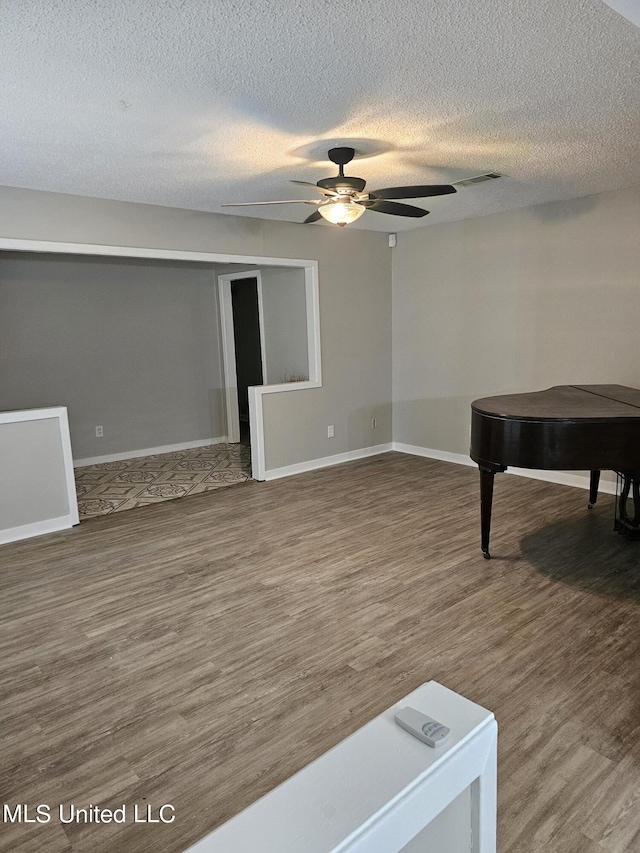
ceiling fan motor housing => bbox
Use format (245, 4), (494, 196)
(318, 146), (366, 194)
(317, 175), (367, 194)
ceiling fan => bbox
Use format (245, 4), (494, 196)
(222, 147), (457, 226)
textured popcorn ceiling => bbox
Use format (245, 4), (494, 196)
(2, 0), (640, 231)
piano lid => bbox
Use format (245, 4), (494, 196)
(573, 385), (640, 410)
(471, 385), (640, 421)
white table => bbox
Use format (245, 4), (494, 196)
(185, 681), (497, 853)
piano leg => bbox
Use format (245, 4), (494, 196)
(615, 472), (640, 539)
(479, 467), (495, 559)
(588, 469), (601, 509)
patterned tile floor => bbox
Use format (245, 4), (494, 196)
(74, 442), (252, 519)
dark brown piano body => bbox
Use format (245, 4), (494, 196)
(470, 385), (640, 558)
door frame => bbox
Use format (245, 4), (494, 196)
(218, 271), (267, 444)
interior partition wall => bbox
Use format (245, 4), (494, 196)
(0, 237), (321, 487)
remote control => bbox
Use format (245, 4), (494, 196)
(394, 706), (451, 747)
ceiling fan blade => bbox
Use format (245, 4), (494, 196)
(221, 199), (319, 207)
(369, 184), (456, 200)
(364, 199), (429, 218)
(303, 210), (323, 224)
(290, 180), (339, 197)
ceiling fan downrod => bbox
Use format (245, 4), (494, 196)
(328, 147), (356, 178)
(319, 148), (366, 194)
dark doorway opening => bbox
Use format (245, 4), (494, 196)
(230, 277), (263, 440)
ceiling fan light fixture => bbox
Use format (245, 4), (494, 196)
(318, 197), (366, 226)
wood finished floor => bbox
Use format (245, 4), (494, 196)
(1, 452), (640, 852)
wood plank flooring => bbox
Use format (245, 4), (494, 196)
(1, 452), (639, 852)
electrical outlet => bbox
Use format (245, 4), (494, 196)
(327, 425), (334, 438)
(372, 417), (378, 429)
(95, 425), (104, 437)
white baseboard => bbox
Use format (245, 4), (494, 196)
(0, 514), (77, 545)
(75, 433), (618, 498)
(264, 443), (393, 481)
(507, 467), (616, 495)
(393, 442), (617, 495)
(74, 436), (228, 468)
(393, 443), (476, 468)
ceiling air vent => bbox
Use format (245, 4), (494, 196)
(454, 173), (502, 188)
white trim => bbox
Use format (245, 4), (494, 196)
(508, 466), (617, 495)
(393, 442), (476, 468)
(0, 237), (314, 268)
(0, 515), (77, 546)
(73, 436), (228, 468)
(393, 442), (617, 495)
(218, 276), (241, 443)
(58, 407), (80, 524)
(249, 386), (265, 480)
(264, 443), (393, 481)
(255, 273), (268, 383)
(305, 263), (322, 385)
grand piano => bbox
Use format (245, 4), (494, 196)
(470, 385), (640, 558)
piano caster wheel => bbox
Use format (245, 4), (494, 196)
(482, 550), (491, 560)
(588, 503), (594, 510)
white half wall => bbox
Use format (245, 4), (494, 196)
(0, 407), (79, 544)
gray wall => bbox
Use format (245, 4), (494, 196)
(261, 226), (393, 469)
(0, 187), (393, 471)
(260, 266), (308, 383)
(392, 185), (640, 457)
(0, 252), (225, 459)
(2, 183), (633, 479)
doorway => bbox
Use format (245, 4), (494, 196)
(218, 271), (266, 444)
(230, 276), (265, 442)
